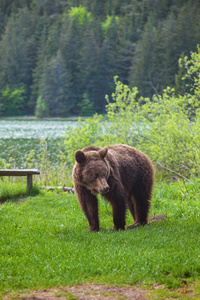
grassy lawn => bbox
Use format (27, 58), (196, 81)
(0, 180), (200, 299)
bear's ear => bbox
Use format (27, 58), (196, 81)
(99, 147), (108, 159)
(75, 150), (86, 163)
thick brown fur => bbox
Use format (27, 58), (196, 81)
(72, 144), (154, 231)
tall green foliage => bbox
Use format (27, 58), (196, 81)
(180, 45), (200, 101)
(35, 95), (49, 118)
(109, 78), (200, 181)
(0, 8), (38, 115)
(129, 18), (161, 97)
(79, 93), (95, 116)
(68, 5), (92, 25)
(60, 12), (86, 111)
(63, 46), (200, 180)
(129, 2), (200, 97)
(0, 86), (26, 116)
(38, 51), (73, 117)
(0, 0), (200, 116)
(63, 114), (104, 166)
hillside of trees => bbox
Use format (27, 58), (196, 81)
(0, 0), (200, 117)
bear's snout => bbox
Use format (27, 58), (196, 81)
(93, 178), (110, 195)
(100, 185), (110, 194)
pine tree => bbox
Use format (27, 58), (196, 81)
(30, 21), (50, 112)
(129, 17), (162, 97)
(38, 51), (73, 117)
(60, 6), (93, 110)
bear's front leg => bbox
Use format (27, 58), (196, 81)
(105, 184), (127, 230)
(111, 200), (126, 230)
(74, 183), (99, 231)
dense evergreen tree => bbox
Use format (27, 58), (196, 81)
(29, 21), (50, 112)
(129, 1), (200, 97)
(129, 17), (162, 96)
(0, 0), (200, 116)
(60, 10), (86, 111)
(0, 8), (36, 112)
(36, 51), (72, 117)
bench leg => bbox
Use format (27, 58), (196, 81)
(27, 175), (33, 190)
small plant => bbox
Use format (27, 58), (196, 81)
(79, 93), (95, 116)
(35, 95), (49, 118)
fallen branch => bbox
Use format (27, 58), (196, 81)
(63, 185), (75, 193)
(41, 185), (75, 193)
(149, 213), (168, 223)
(156, 161), (191, 182)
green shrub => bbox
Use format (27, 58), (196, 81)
(63, 114), (104, 166)
(35, 95), (50, 118)
(63, 72), (200, 182)
(0, 86), (26, 116)
(105, 79), (200, 180)
(180, 44), (200, 101)
(79, 93), (95, 116)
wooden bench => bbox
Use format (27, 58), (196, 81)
(0, 169), (40, 190)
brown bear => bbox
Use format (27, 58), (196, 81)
(72, 144), (154, 231)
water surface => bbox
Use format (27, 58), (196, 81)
(0, 120), (77, 164)
(0, 120), (76, 139)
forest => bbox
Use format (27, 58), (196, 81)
(0, 0), (200, 117)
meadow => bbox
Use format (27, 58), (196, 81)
(0, 180), (200, 299)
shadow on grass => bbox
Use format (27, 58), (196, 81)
(0, 184), (40, 203)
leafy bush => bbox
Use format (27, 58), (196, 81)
(35, 95), (49, 118)
(63, 56), (200, 183)
(104, 79), (200, 180)
(63, 114), (104, 166)
(180, 44), (200, 101)
(79, 93), (95, 116)
(0, 86), (26, 116)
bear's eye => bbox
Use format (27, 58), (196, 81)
(95, 173), (98, 179)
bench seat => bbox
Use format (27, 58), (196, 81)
(0, 169), (40, 190)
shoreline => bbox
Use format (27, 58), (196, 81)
(0, 115), (82, 121)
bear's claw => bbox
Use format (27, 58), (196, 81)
(127, 222), (142, 229)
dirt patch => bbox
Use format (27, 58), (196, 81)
(2, 283), (148, 300)
(68, 284), (148, 300)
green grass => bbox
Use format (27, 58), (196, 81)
(0, 180), (200, 297)
(0, 180), (40, 202)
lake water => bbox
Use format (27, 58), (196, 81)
(0, 120), (77, 165)
(0, 120), (77, 139)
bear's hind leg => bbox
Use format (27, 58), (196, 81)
(127, 190), (151, 229)
(126, 194), (136, 221)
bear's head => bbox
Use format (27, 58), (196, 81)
(73, 147), (110, 196)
